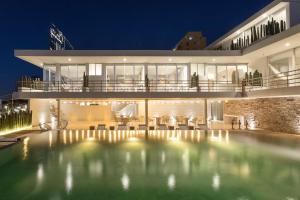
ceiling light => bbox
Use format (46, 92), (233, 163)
(168, 58), (172, 62)
(285, 42), (291, 47)
(68, 58), (72, 62)
(212, 58), (216, 62)
(123, 58), (127, 62)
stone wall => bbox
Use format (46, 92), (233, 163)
(224, 98), (300, 134)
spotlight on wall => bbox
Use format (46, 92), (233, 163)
(285, 42), (291, 47)
(68, 58), (72, 62)
(123, 58), (127, 62)
(168, 58), (172, 62)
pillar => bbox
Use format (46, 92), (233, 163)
(57, 99), (61, 130)
(145, 99), (149, 137)
(204, 99), (208, 126)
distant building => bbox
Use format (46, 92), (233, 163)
(174, 32), (207, 50)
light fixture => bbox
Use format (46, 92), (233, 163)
(168, 58), (172, 62)
(188, 36), (193, 40)
(68, 58), (72, 62)
(212, 58), (216, 62)
(40, 63), (43, 66)
(236, 30), (241, 35)
(123, 58), (127, 62)
(285, 42), (291, 47)
(262, 13), (267, 18)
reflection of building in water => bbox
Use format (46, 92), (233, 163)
(52, 130), (231, 145)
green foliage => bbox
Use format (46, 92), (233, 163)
(0, 110), (32, 132)
(229, 19), (286, 50)
(83, 72), (89, 88)
(191, 73), (199, 88)
(244, 71), (263, 86)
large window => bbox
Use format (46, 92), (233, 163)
(61, 65), (86, 83)
(217, 65), (227, 82)
(191, 64), (248, 83)
(43, 65), (56, 83)
(89, 64), (102, 76)
(105, 65), (145, 82)
(206, 65), (216, 80)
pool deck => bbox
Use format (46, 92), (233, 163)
(0, 130), (41, 149)
(1, 128), (300, 149)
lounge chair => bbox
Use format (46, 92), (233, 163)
(118, 124), (127, 130)
(178, 124), (189, 130)
(138, 124), (147, 130)
(197, 124), (208, 130)
(97, 124), (106, 130)
(157, 124), (168, 130)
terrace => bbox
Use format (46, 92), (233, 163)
(14, 68), (300, 99)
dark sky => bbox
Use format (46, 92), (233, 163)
(0, 0), (273, 97)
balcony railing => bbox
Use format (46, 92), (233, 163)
(246, 68), (300, 91)
(17, 80), (242, 93)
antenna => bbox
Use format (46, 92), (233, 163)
(49, 24), (74, 50)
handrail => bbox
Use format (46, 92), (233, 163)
(17, 68), (300, 93)
(246, 68), (300, 91)
(17, 79), (241, 93)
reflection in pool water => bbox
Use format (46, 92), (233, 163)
(0, 130), (300, 200)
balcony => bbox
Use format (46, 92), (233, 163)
(14, 80), (242, 99)
(16, 80), (241, 93)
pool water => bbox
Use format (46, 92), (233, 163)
(0, 130), (300, 200)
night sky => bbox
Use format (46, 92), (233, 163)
(0, 0), (273, 97)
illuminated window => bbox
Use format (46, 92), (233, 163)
(89, 64), (102, 76)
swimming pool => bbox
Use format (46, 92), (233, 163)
(0, 130), (299, 200)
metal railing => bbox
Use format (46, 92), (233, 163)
(246, 68), (300, 91)
(17, 80), (241, 93)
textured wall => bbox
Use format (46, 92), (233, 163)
(224, 98), (300, 134)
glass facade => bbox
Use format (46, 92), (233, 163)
(61, 65), (86, 83)
(190, 64), (248, 83)
(43, 63), (249, 87)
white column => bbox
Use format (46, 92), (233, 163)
(55, 64), (61, 82)
(57, 99), (61, 129)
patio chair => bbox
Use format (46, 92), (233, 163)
(197, 124), (208, 130)
(118, 124), (128, 130)
(97, 124), (106, 130)
(138, 124), (147, 130)
(178, 124), (189, 130)
(157, 124), (168, 130)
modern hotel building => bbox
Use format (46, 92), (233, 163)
(13, 0), (300, 133)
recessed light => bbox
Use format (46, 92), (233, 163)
(285, 42), (291, 47)
(68, 58), (72, 62)
(212, 58), (216, 62)
(123, 58), (127, 62)
(168, 58), (172, 62)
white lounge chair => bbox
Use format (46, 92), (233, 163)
(178, 124), (189, 130)
(157, 124), (168, 130)
(97, 124), (106, 130)
(118, 125), (127, 130)
(138, 124), (147, 130)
